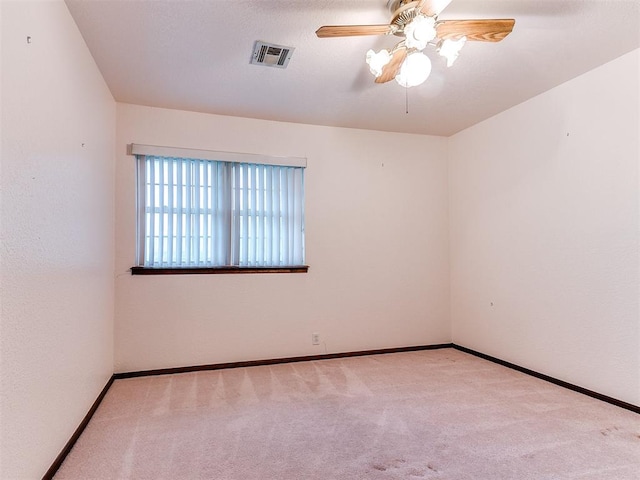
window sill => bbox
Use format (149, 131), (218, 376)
(130, 266), (309, 275)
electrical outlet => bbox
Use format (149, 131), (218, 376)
(311, 333), (320, 345)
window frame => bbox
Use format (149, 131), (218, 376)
(129, 144), (308, 275)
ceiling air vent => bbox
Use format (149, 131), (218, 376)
(250, 41), (294, 69)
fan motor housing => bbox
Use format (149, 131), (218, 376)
(387, 0), (415, 12)
(387, 0), (422, 35)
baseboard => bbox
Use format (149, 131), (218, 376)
(452, 344), (640, 415)
(42, 376), (115, 480)
(113, 343), (455, 379)
(43, 342), (638, 478)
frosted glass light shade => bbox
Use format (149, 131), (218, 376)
(439, 36), (467, 67)
(365, 49), (391, 78)
(395, 52), (432, 87)
(404, 15), (437, 51)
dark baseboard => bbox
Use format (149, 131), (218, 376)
(44, 342), (638, 478)
(452, 344), (640, 415)
(113, 343), (455, 379)
(42, 376), (115, 480)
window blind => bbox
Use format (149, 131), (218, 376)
(137, 155), (305, 268)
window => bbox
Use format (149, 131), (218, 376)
(131, 144), (306, 274)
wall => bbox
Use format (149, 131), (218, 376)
(115, 103), (450, 372)
(0, 1), (115, 478)
(0, 2), (635, 475)
(449, 49), (639, 406)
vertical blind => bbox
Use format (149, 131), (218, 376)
(137, 155), (305, 268)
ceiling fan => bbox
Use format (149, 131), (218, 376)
(316, 0), (515, 87)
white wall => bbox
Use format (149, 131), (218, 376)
(0, 2), (635, 475)
(0, 1), (115, 478)
(115, 104), (450, 372)
(449, 49), (640, 406)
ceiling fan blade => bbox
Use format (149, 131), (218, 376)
(315, 24), (393, 38)
(436, 19), (515, 42)
(375, 48), (407, 84)
(418, 0), (453, 17)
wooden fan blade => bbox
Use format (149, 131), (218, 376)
(436, 19), (515, 42)
(418, 0), (453, 17)
(315, 25), (393, 38)
(375, 48), (408, 84)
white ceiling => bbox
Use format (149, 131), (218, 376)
(65, 0), (639, 137)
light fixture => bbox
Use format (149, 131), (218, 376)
(438, 36), (467, 67)
(363, 11), (468, 88)
(365, 49), (392, 78)
(395, 51), (432, 88)
(404, 15), (437, 51)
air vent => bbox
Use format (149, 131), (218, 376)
(250, 41), (294, 69)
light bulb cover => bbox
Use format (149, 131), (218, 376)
(438, 36), (467, 67)
(395, 51), (432, 87)
(365, 49), (392, 78)
(404, 15), (437, 51)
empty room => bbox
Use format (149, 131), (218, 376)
(1, 0), (639, 478)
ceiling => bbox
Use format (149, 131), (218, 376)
(65, 0), (639, 137)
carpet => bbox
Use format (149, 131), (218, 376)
(54, 349), (640, 479)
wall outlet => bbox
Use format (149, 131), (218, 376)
(311, 333), (320, 345)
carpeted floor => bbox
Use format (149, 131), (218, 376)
(54, 349), (640, 479)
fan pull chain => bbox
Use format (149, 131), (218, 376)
(405, 84), (409, 114)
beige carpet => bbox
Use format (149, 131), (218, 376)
(55, 349), (640, 479)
